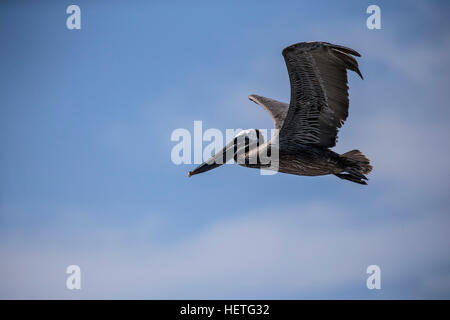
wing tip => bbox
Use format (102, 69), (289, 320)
(351, 63), (364, 80)
(357, 69), (364, 79)
(282, 41), (362, 58)
(325, 42), (362, 57)
(330, 48), (364, 79)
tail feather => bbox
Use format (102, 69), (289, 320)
(341, 150), (372, 174)
(335, 173), (367, 185)
(335, 149), (372, 185)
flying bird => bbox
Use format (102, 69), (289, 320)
(188, 41), (372, 184)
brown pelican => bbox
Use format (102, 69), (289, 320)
(188, 42), (372, 184)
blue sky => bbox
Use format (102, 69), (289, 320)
(1, 0), (450, 299)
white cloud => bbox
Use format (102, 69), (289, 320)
(1, 204), (449, 299)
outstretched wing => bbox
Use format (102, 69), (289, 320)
(280, 42), (363, 148)
(248, 94), (289, 129)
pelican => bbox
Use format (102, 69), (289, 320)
(188, 42), (372, 184)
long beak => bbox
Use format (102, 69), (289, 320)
(188, 140), (236, 177)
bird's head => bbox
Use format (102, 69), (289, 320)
(188, 129), (264, 177)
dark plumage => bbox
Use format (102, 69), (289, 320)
(189, 41), (372, 184)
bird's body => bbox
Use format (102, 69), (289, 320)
(277, 146), (343, 177)
(189, 41), (372, 184)
(242, 135), (370, 181)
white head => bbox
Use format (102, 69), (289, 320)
(235, 129), (261, 142)
(188, 128), (264, 177)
